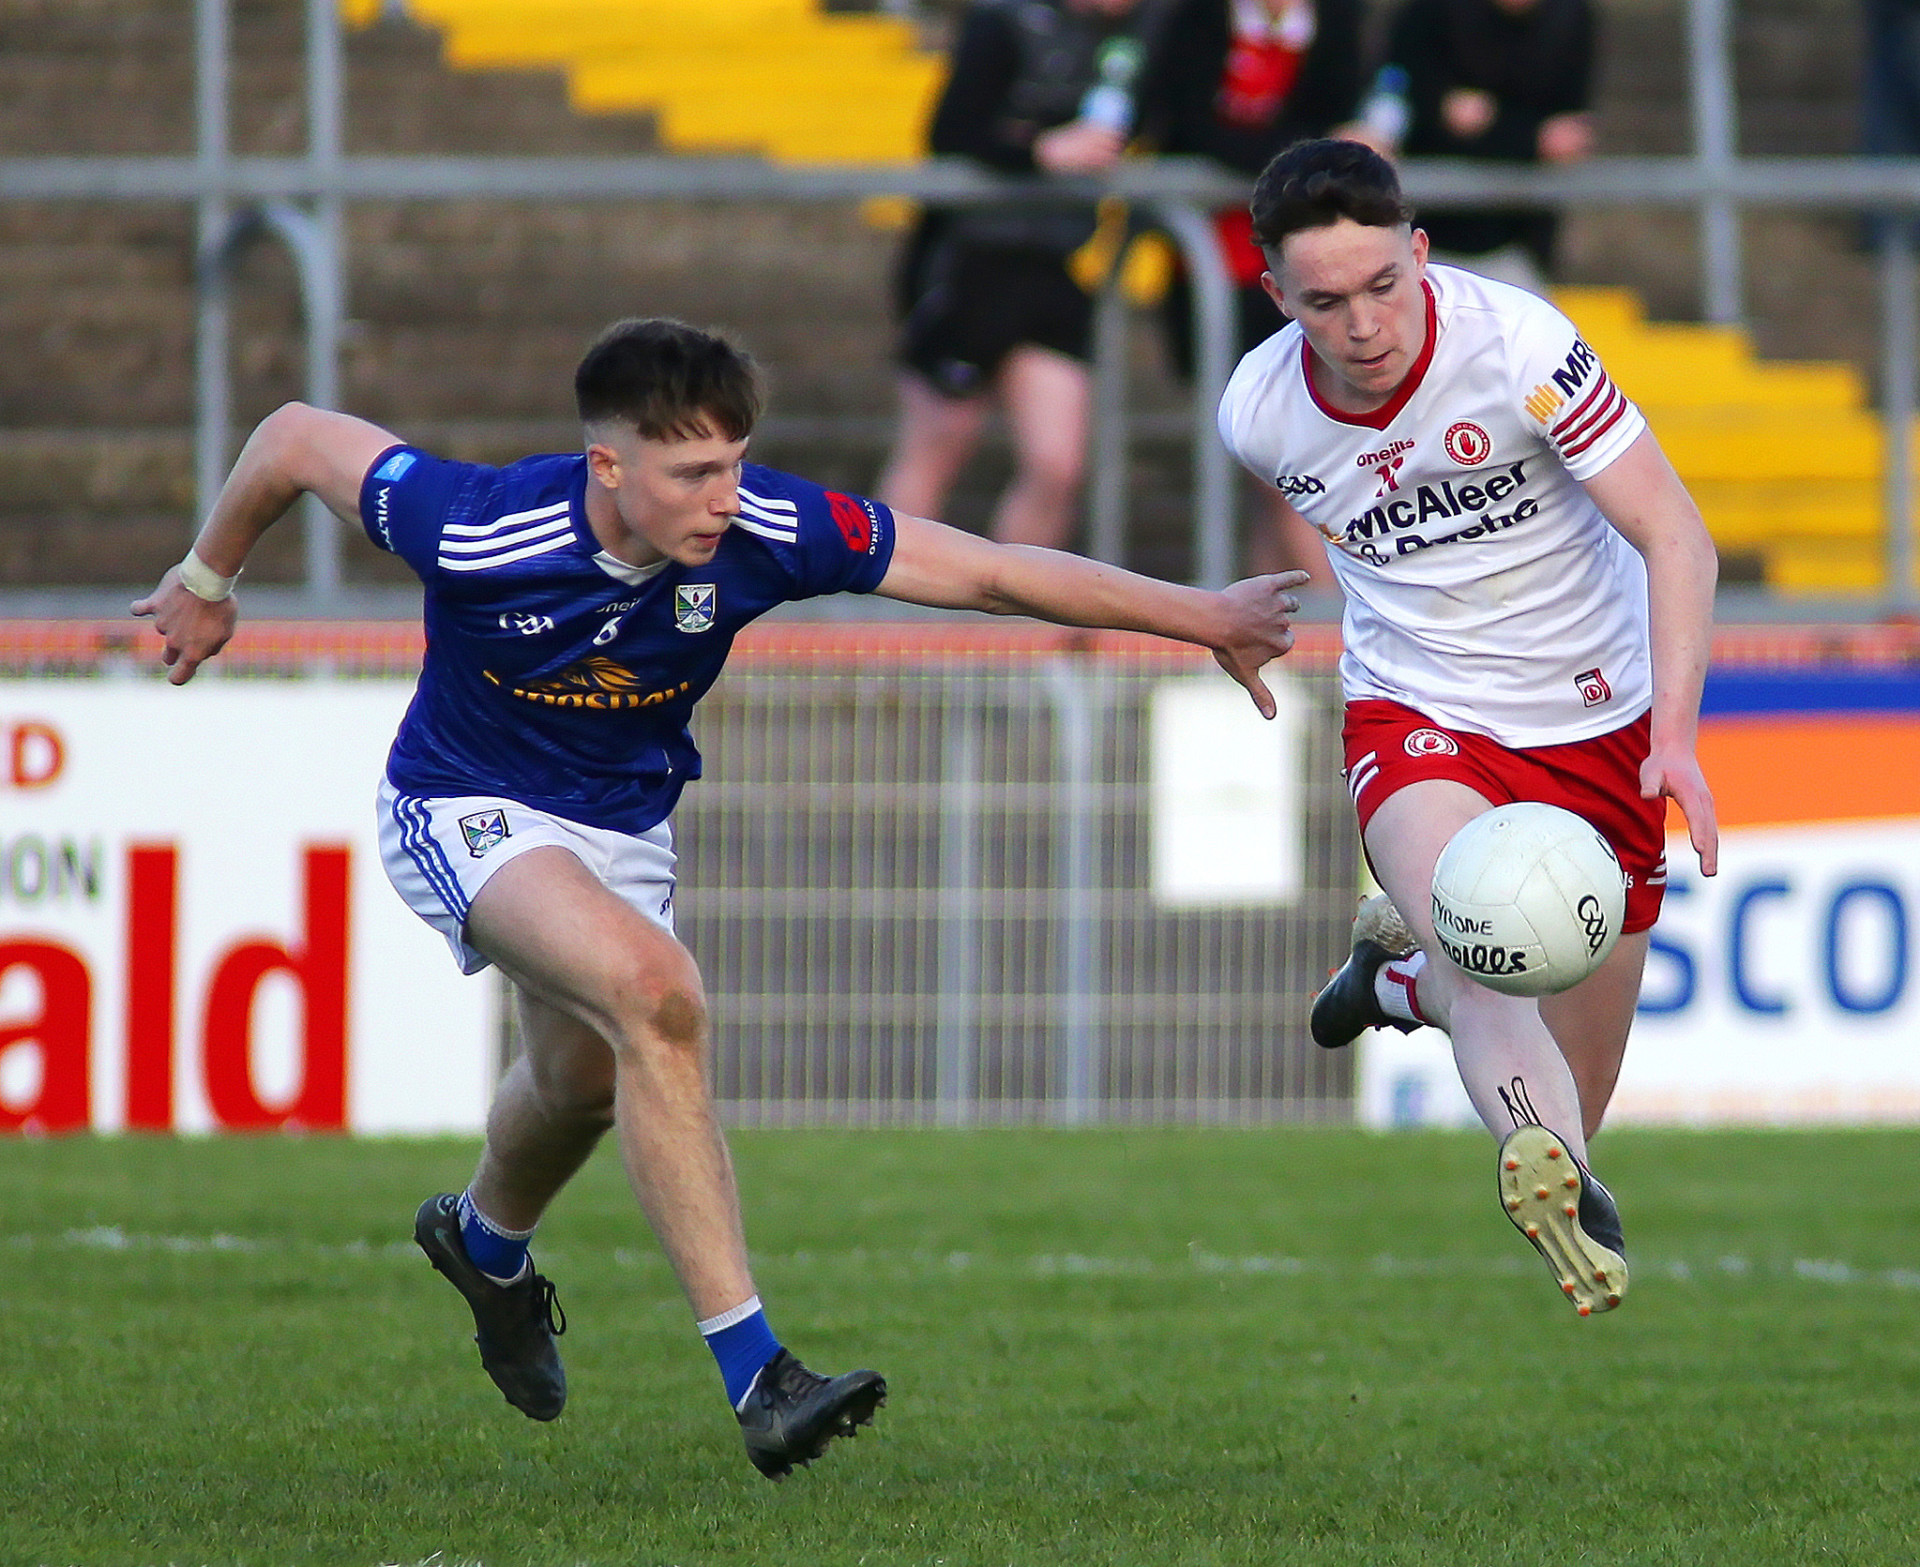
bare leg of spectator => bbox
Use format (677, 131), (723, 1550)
(991, 344), (1090, 550)
(874, 372), (989, 522)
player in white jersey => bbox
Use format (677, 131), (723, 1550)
(1218, 140), (1719, 1314)
(133, 317), (1307, 1477)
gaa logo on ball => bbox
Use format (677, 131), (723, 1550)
(1429, 801), (1626, 996)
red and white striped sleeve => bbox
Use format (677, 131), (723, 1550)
(1511, 299), (1648, 481)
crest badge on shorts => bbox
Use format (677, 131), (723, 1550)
(674, 583), (716, 633)
(458, 809), (510, 857)
(1404, 728), (1460, 757)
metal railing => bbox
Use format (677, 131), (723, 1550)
(2, 0), (1919, 610)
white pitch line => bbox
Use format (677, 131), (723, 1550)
(9, 1227), (1920, 1293)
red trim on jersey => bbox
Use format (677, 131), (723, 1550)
(1301, 279), (1439, 431)
(1552, 373), (1628, 459)
(1559, 386), (1629, 460)
(1550, 372), (1613, 438)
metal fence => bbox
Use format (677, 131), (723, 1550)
(677, 629), (1359, 1125)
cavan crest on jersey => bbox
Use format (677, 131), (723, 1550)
(1217, 264), (1653, 748)
(358, 447), (896, 831)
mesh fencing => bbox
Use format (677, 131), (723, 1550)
(674, 625), (1360, 1126)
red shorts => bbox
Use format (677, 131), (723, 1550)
(1341, 699), (1668, 933)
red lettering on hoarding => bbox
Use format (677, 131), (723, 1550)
(0, 940), (91, 1133)
(124, 844), (177, 1131)
(202, 846), (350, 1132)
(7, 720), (63, 789)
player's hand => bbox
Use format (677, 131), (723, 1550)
(1440, 87), (1497, 141)
(1640, 746), (1718, 877)
(1537, 112), (1595, 165)
(1034, 121), (1127, 175)
(130, 567), (239, 685)
(1210, 569), (1310, 720)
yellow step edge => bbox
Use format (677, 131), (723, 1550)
(404, 0), (830, 18)
(444, 21), (924, 63)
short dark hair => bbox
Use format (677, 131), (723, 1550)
(574, 317), (762, 441)
(1249, 139), (1414, 254)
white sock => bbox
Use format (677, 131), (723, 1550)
(1374, 951), (1428, 1025)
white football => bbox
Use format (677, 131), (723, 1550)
(1429, 802), (1626, 997)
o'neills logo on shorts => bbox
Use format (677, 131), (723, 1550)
(1404, 729), (1460, 757)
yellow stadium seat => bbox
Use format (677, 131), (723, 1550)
(352, 0), (943, 164)
(1556, 286), (1912, 595)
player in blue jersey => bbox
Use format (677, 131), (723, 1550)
(133, 317), (1306, 1480)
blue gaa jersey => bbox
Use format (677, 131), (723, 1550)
(359, 446), (896, 831)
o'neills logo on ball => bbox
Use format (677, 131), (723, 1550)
(1444, 421), (1492, 465)
(1436, 930), (1531, 979)
(1404, 728), (1460, 757)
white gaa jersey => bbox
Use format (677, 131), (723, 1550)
(1219, 264), (1651, 747)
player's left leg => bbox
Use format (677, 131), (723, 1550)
(991, 344), (1090, 550)
(465, 845), (886, 1474)
(1538, 929), (1650, 1141)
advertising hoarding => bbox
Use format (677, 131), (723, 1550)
(0, 679), (494, 1135)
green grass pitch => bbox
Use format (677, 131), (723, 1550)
(4, 1127), (1919, 1566)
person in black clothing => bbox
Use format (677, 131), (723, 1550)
(1358, 0), (1595, 294)
(875, 0), (1160, 551)
(1863, 0), (1920, 244)
(1139, 0), (1369, 578)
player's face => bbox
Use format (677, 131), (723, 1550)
(1263, 220), (1430, 413)
(586, 422), (748, 568)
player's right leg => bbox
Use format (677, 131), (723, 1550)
(1360, 778), (1626, 1312)
(411, 989), (613, 1421)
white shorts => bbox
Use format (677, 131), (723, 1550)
(377, 779), (677, 975)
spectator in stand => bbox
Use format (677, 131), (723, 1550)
(875, 0), (1164, 551)
(1862, 0), (1920, 245)
(1357, 0), (1596, 296)
(1140, 0), (1369, 579)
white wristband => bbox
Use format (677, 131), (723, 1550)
(176, 547), (241, 602)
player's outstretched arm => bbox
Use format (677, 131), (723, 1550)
(874, 512), (1309, 718)
(130, 403), (400, 685)
(1581, 428), (1721, 876)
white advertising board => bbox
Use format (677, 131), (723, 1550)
(1359, 821), (1920, 1129)
(1148, 673), (1307, 906)
(0, 679), (494, 1135)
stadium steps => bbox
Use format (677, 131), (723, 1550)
(342, 0), (944, 163)
(1556, 285), (1902, 594)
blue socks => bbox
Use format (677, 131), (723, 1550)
(457, 1189), (534, 1284)
(698, 1296), (782, 1408)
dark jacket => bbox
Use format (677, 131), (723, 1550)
(922, 0), (1170, 254)
(1386, 0), (1595, 264)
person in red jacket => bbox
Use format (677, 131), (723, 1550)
(1140, 0), (1371, 581)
